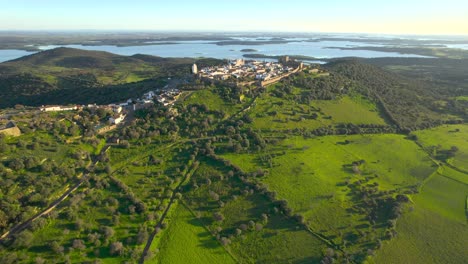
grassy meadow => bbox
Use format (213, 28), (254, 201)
(180, 88), (247, 117)
(414, 124), (468, 171)
(222, 133), (437, 260)
(180, 158), (327, 263)
(247, 82), (386, 132)
(373, 167), (468, 264)
(153, 203), (236, 264)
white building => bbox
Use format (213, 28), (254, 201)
(192, 64), (198, 74)
(234, 59), (245, 66)
(144, 91), (155, 100)
(40, 105), (78, 112)
(110, 105), (123, 114)
(109, 114), (126, 125)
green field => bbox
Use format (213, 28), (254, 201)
(415, 124), (468, 171)
(223, 134), (435, 209)
(154, 203), (236, 264)
(181, 158), (327, 263)
(181, 89), (244, 117)
(248, 84), (324, 131)
(373, 167), (468, 264)
(112, 145), (185, 204)
(222, 134), (436, 259)
(438, 166), (468, 184)
(314, 95), (386, 125)
(249, 77), (386, 133)
(248, 84), (386, 131)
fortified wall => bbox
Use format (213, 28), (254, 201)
(260, 66), (302, 87)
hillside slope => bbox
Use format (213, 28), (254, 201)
(0, 48), (220, 108)
(325, 60), (463, 130)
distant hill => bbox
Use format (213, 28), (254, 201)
(0, 47), (222, 108)
(7, 47), (138, 67)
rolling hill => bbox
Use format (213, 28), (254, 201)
(324, 59), (465, 130)
(0, 47), (221, 108)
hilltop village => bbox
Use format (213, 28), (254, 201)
(3, 57), (311, 136)
(193, 56), (306, 87)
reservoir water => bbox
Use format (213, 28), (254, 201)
(0, 38), (460, 63)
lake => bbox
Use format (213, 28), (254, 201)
(0, 49), (36, 63)
(0, 38), (448, 63)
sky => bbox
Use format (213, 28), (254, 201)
(0, 0), (467, 35)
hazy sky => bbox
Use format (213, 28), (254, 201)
(1, 0), (467, 35)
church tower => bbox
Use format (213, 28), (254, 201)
(192, 64), (198, 74)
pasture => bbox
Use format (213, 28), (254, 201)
(180, 88), (245, 117)
(247, 82), (387, 131)
(372, 167), (468, 264)
(154, 203), (235, 264)
(182, 158), (326, 263)
(221, 134), (437, 260)
(415, 124), (468, 171)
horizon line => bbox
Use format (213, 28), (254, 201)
(0, 29), (467, 37)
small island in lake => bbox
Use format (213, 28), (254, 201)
(240, 48), (258, 52)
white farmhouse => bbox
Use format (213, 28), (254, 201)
(109, 114), (126, 125)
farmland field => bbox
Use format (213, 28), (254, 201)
(414, 124), (468, 171)
(177, 158), (327, 263)
(180, 88), (245, 117)
(154, 203), (236, 264)
(373, 167), (468, 264)
(313, 95), (386, 125)
(248, 91), (387, 131)
(222, 133), (437, 260)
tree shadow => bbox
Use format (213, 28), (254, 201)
(188, 216), (212, 227)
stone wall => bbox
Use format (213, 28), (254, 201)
(97, 125), (117, 135)
(260, 66), (301, 87)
